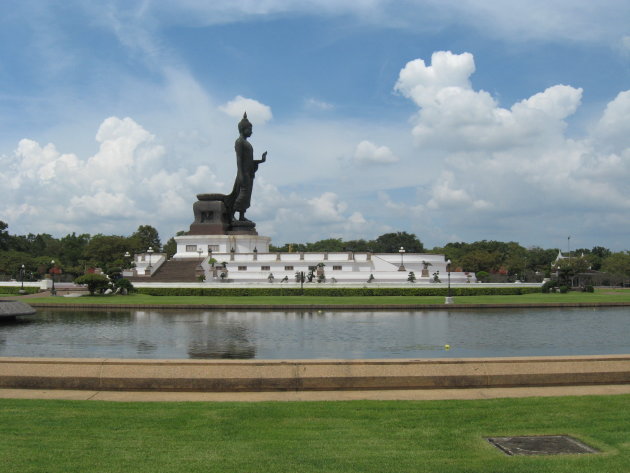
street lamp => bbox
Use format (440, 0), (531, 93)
(445, 259), (453, 304)
(147, 247), (154, 272)
(398, 246), (406, 271)
(19, 264), (25, 294)
(123, 251), (131, 270)
(50, 260), (56, 296)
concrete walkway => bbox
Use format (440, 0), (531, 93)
(1, 384), (630, 402)
(2, 354), (629, 402)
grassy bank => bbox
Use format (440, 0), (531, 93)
(17, 288), (630, 306)
(1, 395), (628, 473)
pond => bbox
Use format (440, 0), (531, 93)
(0, 307), (628, 360)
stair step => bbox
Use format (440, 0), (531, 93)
(129, 259), (201, 282)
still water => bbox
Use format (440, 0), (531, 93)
(1, 307), (628, 359)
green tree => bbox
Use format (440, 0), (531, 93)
(83, 234), (132, 271)
(555, 256), (591, 287)
(0, 251), (35, 278)
(0, 221), (10, 251)
(342, 239), (371, 252)
(130, 225), (161, 252)
(163, 237), (177, 259)
(601, 252), (630, 278)
(305, 238), (345, 252)
(372, 232), (424, 253)
(59, 233), (90, 267)
(459, 249), (502, 273)
(525, 246), (558, 272)
(74, 273), (110, 295)
(587, 246), (612, 271)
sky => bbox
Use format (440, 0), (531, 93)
(1, 0), (630, 251)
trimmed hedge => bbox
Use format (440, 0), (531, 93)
(0, 286), (39, 295)
(136, 286), (541, 297)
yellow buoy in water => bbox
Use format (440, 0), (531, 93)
(444, 344), (451, 350)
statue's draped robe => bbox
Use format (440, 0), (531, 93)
(224, 136), (259, 215)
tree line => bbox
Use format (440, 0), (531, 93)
(0, 221), (161, 280)
(1, 221), (629, 284)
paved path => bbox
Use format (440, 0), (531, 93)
(1, 384), (629, 402)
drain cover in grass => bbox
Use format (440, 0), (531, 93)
(486, 435), (598, 456)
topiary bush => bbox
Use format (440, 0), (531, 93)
(75, 273), (110, 295)
(114, 278), (135, 294)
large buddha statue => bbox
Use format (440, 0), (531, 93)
(224, 113), (267, 223)
(192, 113), (268, 234)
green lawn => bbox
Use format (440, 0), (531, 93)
(1, 395), (628, 473)
(20, 288), (630, 306)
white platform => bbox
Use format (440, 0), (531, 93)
(165, 233), (475, 284)
(174, 234), (271, 258)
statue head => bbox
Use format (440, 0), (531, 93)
(238, 112), (252, 134)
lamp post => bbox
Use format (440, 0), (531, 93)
(147, 247), (154, 273)
(50, 260), (56, 296)
(398, 246), (406, 271)
(445, 259), (453, 304)
(19, 264), (25, 294)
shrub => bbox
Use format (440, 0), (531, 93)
(541, 280), (557, 293)
(114, 278), (135, 294)
(75, 273), (110, 295)
(559, 285), (569, 294)
(476, 271), (489, 282)
(0, 286), (38, 295)
(135, 286), (542, 297)
(582, 285), (595, 293)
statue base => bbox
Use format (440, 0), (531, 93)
(188, 199), (257, 236)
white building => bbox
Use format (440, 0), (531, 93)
(139, 234), (474, 284)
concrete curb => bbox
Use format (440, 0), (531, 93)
(1, 355), (629, 393)
(20, 301), (630, 310)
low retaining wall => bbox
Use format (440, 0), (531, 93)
(1, 355), (629, 392)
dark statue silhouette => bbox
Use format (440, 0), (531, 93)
(191, 113), (268, 235)
(224, 113), (267, 223)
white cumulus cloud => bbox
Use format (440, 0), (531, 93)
(386, 50), (630, 247)
(219, 95), (273, 125)
(354, 140), (398, 164)
(0, 116), (223, 237)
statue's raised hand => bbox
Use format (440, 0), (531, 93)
(261, 151), (267, 162)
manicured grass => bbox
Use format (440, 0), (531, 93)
(1, 395), (628, 473)
(22, 288), (630, 306)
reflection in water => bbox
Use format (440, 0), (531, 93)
(0, 307), (628, 360)
(186, 317), (256, 359)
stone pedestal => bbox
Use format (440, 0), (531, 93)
(190, 195), (258, 236)
(189, 200), (230, 235)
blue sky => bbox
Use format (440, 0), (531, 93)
(1, 0), (630, 251)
